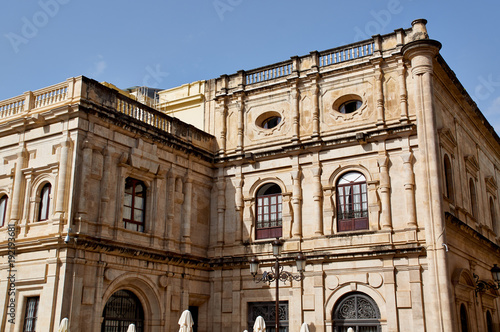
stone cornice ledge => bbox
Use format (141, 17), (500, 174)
(445, 212), (500, 253)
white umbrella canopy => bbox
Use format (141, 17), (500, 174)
(253, 316), (266, 332)
(126, 323), (137, 332)
(58, 318), (69, 332)
(178, 309), (194, 332)
(347, 328), (354, 332)
(299, 322), (310, 332)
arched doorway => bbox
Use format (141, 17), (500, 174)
(333, 292), (381, 332)
(101, 289), (144, 332)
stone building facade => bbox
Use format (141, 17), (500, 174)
(0, 19), (499, 332)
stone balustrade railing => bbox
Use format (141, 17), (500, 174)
(0, 76), (215, 154)
(245, 60), (293, 85)
(319, 41), (375, 67)
(235, 38), (376, 88)
(34, 83), (68, 108)
(0, 96), (25, 119)
(0, 81), (70, 120)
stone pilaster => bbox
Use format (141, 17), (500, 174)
(403, 35), (455, 332)
(10, 145), (27, 224)
(373, 60), (385, 126)
(182, 170), (193, 253)
(377, 154), (392, 230)
(398, 60), (409, 121)
(77, 139), (93, 218)
(216, 98), (228, 156)
(290, 82), (300, 142)
(216, 171), (226, 245)
(54, 135), (72, 220)
(401, 151), (417, 227)
(291, 168), (302, 238)
(235, 93), (245, 153)
(234, 174), (243, 243)
(312, 165), (323, 235)
(311, 75), (320, 139)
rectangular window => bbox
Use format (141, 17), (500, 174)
(23, 296), (39, 332)
(256, 193), (282, 239)
(248, 301), (288, 332)
(123, 178), (146, 232)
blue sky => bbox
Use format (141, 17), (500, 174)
(1, 1), (499, 133)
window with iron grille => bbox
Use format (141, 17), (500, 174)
(333, 292), (380, 332)
(123, 178), (146, 232)
(255, 183), (282, 239)
(337, 172), (368, 232)
(101, 290), (144, 332)
(38, 183), (51, 221)
(248, 301), (288, 332)
(23, 296), (39, 332)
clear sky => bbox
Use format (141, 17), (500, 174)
(1, 1), (499, 133)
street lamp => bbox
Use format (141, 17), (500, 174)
(473, 264), (500, 296)
(249, 238), (306, 331)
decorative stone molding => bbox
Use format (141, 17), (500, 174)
(464, 155), (479, 179)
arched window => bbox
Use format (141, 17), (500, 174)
(333, 292), (381, 332)
(490, 197), (497, 233)
(486, 310), (493, 332)
(460, 303), (469, 332)
(255, 183), (282, 239)
(337, 172), (368, 232)
(0, 195), (8, 227)
(469, 179), (477, 219)
(124, 178), (146, 232)
(101, 290), (144, 332)
(444, 155), (454, 202)
(38, 183), (51, 221)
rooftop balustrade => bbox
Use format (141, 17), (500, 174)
(0, 76), (215, 155)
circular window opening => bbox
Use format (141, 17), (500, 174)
(339, 100), (362, 114)
(256, 112), (282, 130)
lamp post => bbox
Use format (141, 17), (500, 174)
(474, 264), (500, 296)
(249, 238), (306, 331)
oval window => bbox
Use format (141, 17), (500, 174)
(262, 116), (281, 129)
(339, 100), (362, 114)
(256, 111), (283, 130)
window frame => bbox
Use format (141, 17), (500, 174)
(255, 184), (282, 240)
(338, 100), (362, 114)
(262, 116), (281, 129)
(38, 183), (51, 222)
(336, 172), (369, 232)
(443, 154), (454, 202)
(101, 290), (144, 332)
(0, 195), (8, 227)
(123, 178), (147, 232)
(333, 292), (381, 332)
(23, 296), (40, 332)
(469, 179), (478, 220)
(460, 303), (469, 332)
(490, 197), (497, 233)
